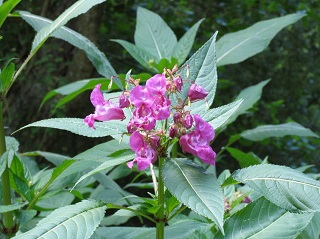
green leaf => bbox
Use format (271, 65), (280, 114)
(40, 78), (114, 109)
(216, 12), (306, 66)
(93, 219), (212, 239)
(12, 200), (106, 239)
(0, 0), (21, 28)
(111, 39), (157, 72)
(9, 153), (34, 201)
(15, 118), (127, 140)
(162, 158), (224, 234)
(215, 197), (314, 239)
(0, 202), (28, 213)
(177, 32), (218, 111)
(150, 57), (178, 73)
(202, 99), (243, 130)
(135, 7), (177, 60)
(18, 11), (120, 87)
(72, 150), (134, 189)
(233, 164), (320, 212)
(241, 122), (319, 141)
(172, 19), (204, 65)
(228, 79), (270, 123)
(0, 61), (15, 92)
(22, 151), (69, 166)
(30, 0), (106, 53)
(297, 212), (320, 239)
(226, 147), (262, 168)
(74, 140), (130, 162)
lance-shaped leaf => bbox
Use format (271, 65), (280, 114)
(18, 11), (121, 88)
(15, 118), (127, 140)
(135, 7), (177, 60)
(72, 150), (134, 189)
(215, 197), (314, 239)
(172, 19), (204, 65)
(30, 0), (105, 52)
(12, 200), (106, 239)
(0, 0), (21, 28)
(241, 122), (319, 141)
(216, 12), (305, 66)
(40, 78), (112, 109)
(0, 202), (28, 213)
(233, 164), (320, 212)
(201, 99), (243, 130)
(176, 32), (218, 111)
(227, 79), (270, 124)
(94, 219), (212, 239)
(297, 212), (320, 239)
(111, 39), (157, 72)
(162, 158), (224, 234)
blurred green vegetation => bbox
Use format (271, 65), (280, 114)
(0, 0), (319, 170)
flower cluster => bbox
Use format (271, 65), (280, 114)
(84, 67), (216, 170)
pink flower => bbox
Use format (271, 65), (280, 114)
(127, 131), (157, 170)
(84, 84), (125, 129)
(179, 114), (216, 165)
(130, 85), (153, 107)
(153, 94), (171, 120)
(132, 105), (156, 130)
(146, 74), (167, 96)
(188, 83), (208, 102)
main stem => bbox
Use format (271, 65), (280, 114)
(0, 102), (15, 236)
(156, 157), (165, 239)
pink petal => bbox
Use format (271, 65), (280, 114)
(188, 84), (208, 102)
(94, 101), (125, 121)
(130, 85), (153, 107)
(90, 84), (105, 107)
(84, 114), (96, 129)
(129, 131), (145, 151)
(146, 74), (167, 95)
(196, 146), (216, 165)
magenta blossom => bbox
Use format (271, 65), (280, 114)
(153, 93), (171, 120)
(127, 131), (157, 170)
(179, 114), (216, 165)
(84, 84), (125, 129)
(188, 83), (208, 102)
(146, 74), (167, 95)
(130, 85), (153, 107)
(132, 105), (156, 130)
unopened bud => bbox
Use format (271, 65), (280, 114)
(173, 112), (182, 124)
(108, 79), (113, 90)
(186, 66), (190, 78)
(169, 125), (178, 138)
(184, 114), (193, 129)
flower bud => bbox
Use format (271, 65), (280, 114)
(149, 135), (160, 150)
(184, 114), (193, 129)
(119, 93), (130, 108)
(188, 83), (208, 102)
(173, 112), (182, 124)
(169, 125), (178, 138)
(174, 76), (183, 92)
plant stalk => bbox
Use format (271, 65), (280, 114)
(156, 157), (165, 239)
(0, 102), (15, 236)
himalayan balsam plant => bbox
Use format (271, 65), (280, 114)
(1, 1), (320, 239)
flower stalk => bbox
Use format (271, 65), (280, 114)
(156, 157), (165, 239)
(0, 102), (15, 237)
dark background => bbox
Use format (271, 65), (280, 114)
(1, 0), (319, 171)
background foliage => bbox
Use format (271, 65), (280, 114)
(1, 0), (319, 171)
